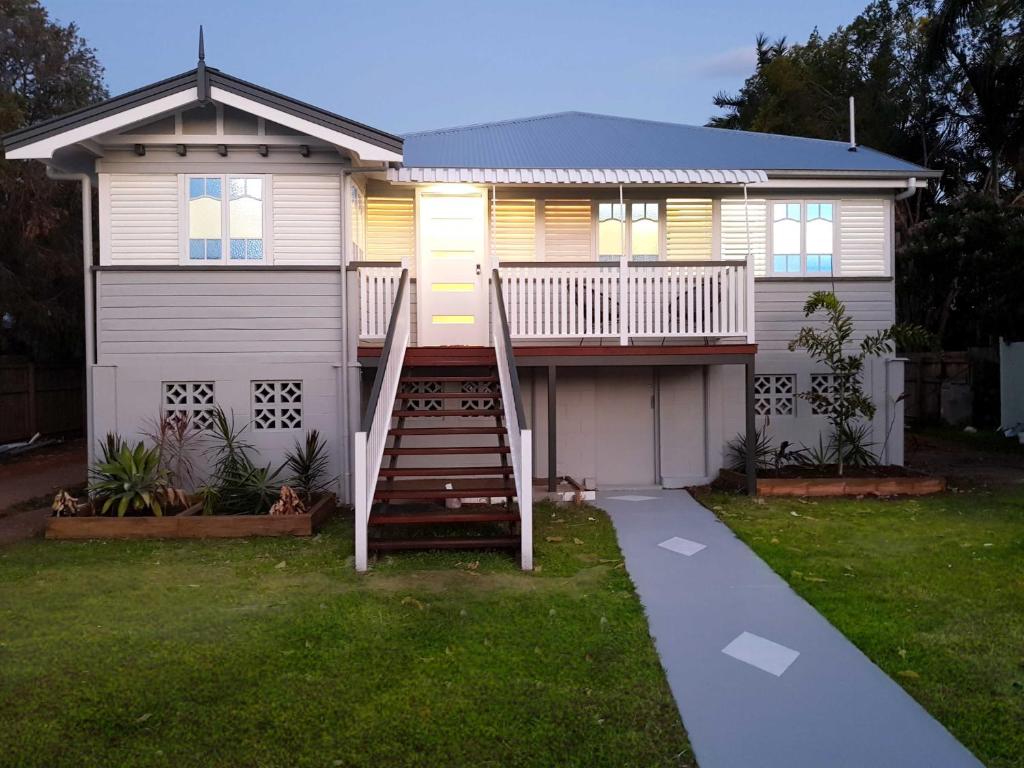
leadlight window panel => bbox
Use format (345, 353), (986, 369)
(598, 203), (625, 259)
(252, 381), (303, 430)
(810, 373), (838, 415)
(188, 177), (222, 260)
(772, 203), (801, 273)
(753, 374), (796, 416)
(771, 201), (835, 275)
(805, 202), (834, 273)
(163, 382), (216, 429)
(228, 177), (264, 261)
(631, 203), (659, 260)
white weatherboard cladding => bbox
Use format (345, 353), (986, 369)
(272, 175), (342, 265)
(754, 279), (895, 352)
(101, 174), (180, 265)
(96, 270), (342, 364)
(839, 198), (889, 276)
(721, 198), (767, 275)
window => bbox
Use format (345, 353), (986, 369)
(771, 201), (834, 275)
(252, 381), (303, 430)
(597, 202), (660, 262)
(350, 185), (366, 261)
(754, 375), (796, 416)
(163, 382), (216, 429)
(187, 175), (266, 263)
(809, 373), (838, 415)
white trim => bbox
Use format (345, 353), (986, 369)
(389, 168), (767, 185)
(5, 90), (198, 160)
(97, 172), (111, 266)
(209, 87), (402, 163)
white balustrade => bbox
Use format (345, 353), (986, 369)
(358, 266), (404, 340)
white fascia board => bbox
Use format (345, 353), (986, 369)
(210, 87), (402, 164)
(750, 178), (928, 189)
(5, 90), (198, 160)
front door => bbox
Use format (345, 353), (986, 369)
(416, 187), (489, 346)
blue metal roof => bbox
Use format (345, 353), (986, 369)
(402, 111), (929, 174)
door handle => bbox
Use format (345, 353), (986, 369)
(476, 263), (481, 276)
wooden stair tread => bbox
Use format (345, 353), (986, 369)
(377, 466), (513, 477)
(397, 392), (499, 400)
(393, 409), (502, 417)
(389, 427), (506, 436)
(399, 376), (497, 383)
(368, 537), (520, 552)
(383, 446), (510, 456)
(369, 510), (518, 525)
(375, 486), (515, 500)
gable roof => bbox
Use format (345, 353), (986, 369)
(2, 67), (403, 160)
(402, 111), (934, 176)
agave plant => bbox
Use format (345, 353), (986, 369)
(88, 442), (188, 517)
(283, 429), (333, 501)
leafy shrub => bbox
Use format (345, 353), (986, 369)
(284, 429), (333, 501)
(199, 406), (282, 515)
(726, 423), (775, 472)
(88, 441), (188, 517)
(143, 412), (202, 490)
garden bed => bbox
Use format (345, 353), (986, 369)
(717, 468), (946, 497)
(45, 493), (335, 540)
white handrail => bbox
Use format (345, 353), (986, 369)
(358, 266), (404, 340)
(492, 271), (533, 570)
(354, 269), (410, 572)
(499, 263), (750, 343)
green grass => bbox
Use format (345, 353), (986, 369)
(703, 488), (1024, 768)
(0, 503), (691, 768)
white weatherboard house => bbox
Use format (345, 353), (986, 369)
(3, 47), (938, 570)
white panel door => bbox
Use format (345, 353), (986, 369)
(417, 188), (488, 346)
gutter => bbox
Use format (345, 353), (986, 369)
(46, 166), (96, 469)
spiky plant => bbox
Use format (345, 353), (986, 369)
(283, 429), (333, 501)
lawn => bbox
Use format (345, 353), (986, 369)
(0, 503), (692, 768)
(703, 487), (1024, 768)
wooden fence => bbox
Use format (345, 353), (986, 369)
(904, 349), (1000, 427)
(0, 360), (84, 443)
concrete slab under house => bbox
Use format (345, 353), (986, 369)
(1, 34), (938, 571)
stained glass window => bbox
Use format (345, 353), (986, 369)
(771, 201), (835, 275)
(598, 203), (624, 260)
(228, 177), (263, 260)
(186, 175), (265, 262)
(630, 203), (659, 261)
(188, 177), (222, 260)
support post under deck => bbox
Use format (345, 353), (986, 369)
(744, 359), (757, 496)
(547, 365), (557, 493)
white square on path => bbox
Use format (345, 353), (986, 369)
(658, 536), (706, 557)
(722, 632), (800, 677)
(607, 495), (658, 502)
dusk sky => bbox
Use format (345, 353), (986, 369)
(45, 0), (867, 135)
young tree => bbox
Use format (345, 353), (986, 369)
(0, 0), (107, 361)
(789, 291), (928, 475)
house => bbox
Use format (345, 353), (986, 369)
(2, 44), (937, 570)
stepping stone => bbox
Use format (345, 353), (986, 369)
(722, 631), (800, 677)
(658, 536), (706, 556)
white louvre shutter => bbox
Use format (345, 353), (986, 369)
(272, 175), (341, 265)
(493, 199), (536, 261)
(543, 199), (592, 261)
(720, 198), (767, 276)
(106, 174), (179, 265)
(839, 199), (888, 276)
(366, 197), (415, 262)
(665, 198), (713, 260)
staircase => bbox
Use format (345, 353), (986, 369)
(368, 351), (523, 554)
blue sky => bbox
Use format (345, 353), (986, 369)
(45, 0), (865, 135)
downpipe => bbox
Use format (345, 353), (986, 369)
(46, 167), (95, 469)
(895, 177), (917, 201)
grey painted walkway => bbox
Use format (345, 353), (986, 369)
(600, 490), (982, 768)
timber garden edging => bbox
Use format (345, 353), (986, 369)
(717, 469), (946, 497)
(45, 494), (335, 540)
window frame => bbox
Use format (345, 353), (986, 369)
(180, 173), (272, 266)
(593, 199), (665, 262)
(767, 199), (838, 277)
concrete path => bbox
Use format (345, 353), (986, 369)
(0, 439), (85, 546)
(600, 489), (983, 768)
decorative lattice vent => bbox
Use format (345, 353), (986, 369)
(401, 381), (443, 412)
(460, 381), (497, 411)
(252, 380), (303, 430)
(753, 375), (796, 416)
(809, 374), (838, 415)
(163, 382), (216, 429)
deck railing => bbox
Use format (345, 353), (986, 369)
(491, 269), (533, 571)
(358, 266), (405, 340)
(353, 268), (410, 572)
(500, 261), (752, 343)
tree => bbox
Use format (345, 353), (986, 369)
(0, 0), (107, 361)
